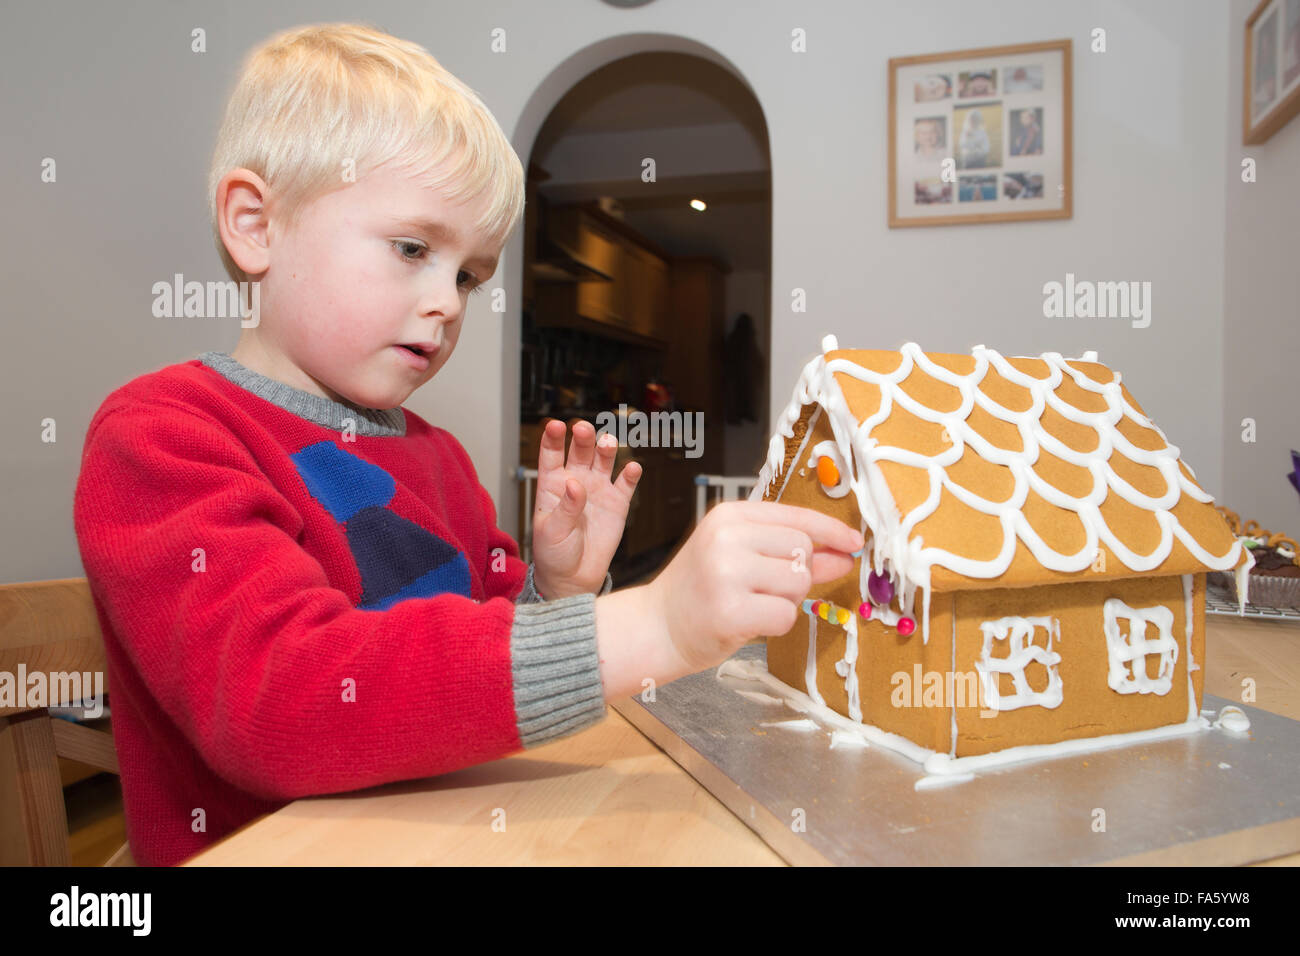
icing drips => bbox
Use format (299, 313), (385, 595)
(914, 772), (975, 790)
(761, 719), (819, 732)
(800, 600), (862, 721)
(829, 730), (869, 749)
(1213, 705), (1251, 733)
(1182, 574), (1198, 721)
(803, 613), (824, 707)
(843, 613), (861, 721)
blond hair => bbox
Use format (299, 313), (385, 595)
(207, 22), (524, 285)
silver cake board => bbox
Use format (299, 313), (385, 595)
(610, 644), (1300, 866)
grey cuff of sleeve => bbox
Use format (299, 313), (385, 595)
(510, 594), (607, 747)
(517, 562), (613, 603)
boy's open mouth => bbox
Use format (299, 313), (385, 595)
(398, 343), (437, 357)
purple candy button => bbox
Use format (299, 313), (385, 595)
(867, 570), (894, 604)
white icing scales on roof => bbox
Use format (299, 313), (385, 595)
(752, 337), (1252, 645)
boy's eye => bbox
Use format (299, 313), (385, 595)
(392, 240), (483, 296)
(393, 239), (427, 261)
(458, 270), (485, 296)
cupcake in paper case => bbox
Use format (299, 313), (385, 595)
(1240, 535), (1300, 608)
(1209, 507), (1300, 608)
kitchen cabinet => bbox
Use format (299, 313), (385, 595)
(575, 228), (625, 327)
(624, 243), (669, 340)
(622, 447), (693, 557)
(663, 257), (728, 476)
(534, 204), (669, 346)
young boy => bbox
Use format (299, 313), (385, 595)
(72, 22), (861, 866)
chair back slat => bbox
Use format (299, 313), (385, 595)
(0, 578), (127, 866)
(0, 579), (108, 716)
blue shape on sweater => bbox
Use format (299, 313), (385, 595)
(361, 551), (474, 611)
(347, 505), (473, 606)
(290, 441), (475, 609)
(291, 440), (395, 521)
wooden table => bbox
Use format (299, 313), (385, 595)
(185, 616), (1300, 866)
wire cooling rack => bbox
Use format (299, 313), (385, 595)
(1206, 583), (1300, 623)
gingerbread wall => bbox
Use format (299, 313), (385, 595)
(951, 574), (1204, 757)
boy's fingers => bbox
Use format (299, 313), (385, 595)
(567, 420), (597, 470)
(537, 419), (568, 475)
(730, 523), (813, 562)
(615, 460), (642, 496)
(592, 431), (617, 478)
(727, 500), (865, 555)
(808, 549), (858, 585)
(722, 591), (802, 643)
(748, 553), (818, 602)
(539, 477), (585, 526)
(728, 526), (857, 584)
(563, 477), (586, 512)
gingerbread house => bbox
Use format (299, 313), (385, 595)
(753, 337), (1253, 762)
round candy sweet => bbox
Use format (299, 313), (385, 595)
(897, 617), (916, 637)
(857, 602), (872, 620)
(836, 607), (850, 625)
(867, 570), (894, 605)
(816, 455), (840, 487)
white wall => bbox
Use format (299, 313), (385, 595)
(764, 0), (1232, 497)
(0, 0), (1239, 583)
(1222, 0), (1300, 534)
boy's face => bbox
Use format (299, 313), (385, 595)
(234, 162), (499, 411)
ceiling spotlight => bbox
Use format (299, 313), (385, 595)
(690, 199), (706, 211)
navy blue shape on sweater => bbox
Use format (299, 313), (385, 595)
(291, 440), (474, 609)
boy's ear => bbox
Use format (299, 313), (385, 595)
(216, 168), (272, 278)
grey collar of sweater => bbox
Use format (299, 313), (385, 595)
(199, 351), (406, 437)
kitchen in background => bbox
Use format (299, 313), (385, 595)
(517, 52), (772, 585)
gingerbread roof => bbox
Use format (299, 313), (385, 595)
(755, 338), (1250, 605)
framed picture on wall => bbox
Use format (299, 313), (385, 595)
(888, 39), (1072, 227)
(1244, 0), (1300, 144)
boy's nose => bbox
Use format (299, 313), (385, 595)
(417, 287), (463, 323)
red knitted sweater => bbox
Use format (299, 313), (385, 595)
(72, 355), (606, 865)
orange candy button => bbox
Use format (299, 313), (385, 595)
(816, 455), (839, 487)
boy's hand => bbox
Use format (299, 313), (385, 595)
(532, 419), (642, 598)
(647, 500), (864, 674)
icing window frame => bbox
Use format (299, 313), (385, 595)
(974, 615), (1063, 712)
(1102, 599), (1178, 695)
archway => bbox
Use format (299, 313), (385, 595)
(500, 34), (771, 562)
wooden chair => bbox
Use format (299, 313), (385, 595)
(0, 578), (132, 866)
